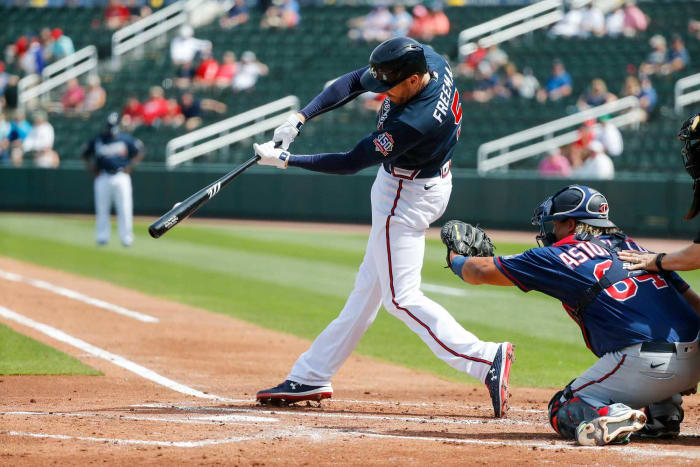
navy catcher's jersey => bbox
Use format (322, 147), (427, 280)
(83, 133), (144, 174)
(494, 234), (700, 357)
(371, 45), (461, 172)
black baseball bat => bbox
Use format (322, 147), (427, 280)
(148, 155), (260, 238)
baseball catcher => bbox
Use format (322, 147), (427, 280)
(618, 112), (700, 271)
(442, 185), (700, 446)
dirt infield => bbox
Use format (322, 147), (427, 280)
(2, 256), (700, 465)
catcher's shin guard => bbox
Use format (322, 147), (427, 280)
(548, 384), (601, 440)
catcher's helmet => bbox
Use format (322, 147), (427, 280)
(678, 113), (700, 219)
(360, 37), (428, 93)
(532, 185), (616, 246)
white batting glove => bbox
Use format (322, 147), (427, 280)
(273, 114), (304, 150)
(254, 141), (290, 169)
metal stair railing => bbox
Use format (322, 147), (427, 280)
(111, 0), (205, 61)
(675, 73), (700, 114)
(17, 45), (98, 109)
(477, 96), (643, 174)
(166, 96), (299, 168)
(458, 0), (591, 57)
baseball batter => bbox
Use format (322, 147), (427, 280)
(82, 112), (144, 247)
(443, 185), (700, 446)
(253, 37), (514, 417)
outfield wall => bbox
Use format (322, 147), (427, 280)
(1, 167), (696, 238)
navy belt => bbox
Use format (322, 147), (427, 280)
(640, 342), (676, 353)
(383, 160), (451, 180)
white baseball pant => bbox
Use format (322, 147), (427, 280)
(94, 171), (134, 247)
(288, 166), (501, 386)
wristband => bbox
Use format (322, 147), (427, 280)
(655, 253), (667, 272)
(450, 255), (469, 277)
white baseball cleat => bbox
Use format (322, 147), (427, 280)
(575, 404), (647, 446)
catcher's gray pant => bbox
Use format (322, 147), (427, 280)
(288, 166), (501, 387)
(567, 332), (700, 416)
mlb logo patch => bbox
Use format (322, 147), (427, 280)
(373, 132), (394, 157)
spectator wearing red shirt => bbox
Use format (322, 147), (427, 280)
(215, 51), (237, 88)
(61, 78), (86, 114)
(121, 95), (143, 130)
(195, 51), (220, 88)
(165, 98), (184, 127)
(105, 0), (131, 30)
(141, 86), (169, 126)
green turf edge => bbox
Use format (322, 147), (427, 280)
(0, 323), (101, 375)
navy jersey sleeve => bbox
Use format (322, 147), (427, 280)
(667, 271), (690, 294)
(300, 67), (368, 121)
(81, 138), (96, 159)
(494, 248), (569, 298)
(125, 136), (144, 159)
(288, 119), (423, 175)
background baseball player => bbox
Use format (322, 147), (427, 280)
(253, 37), (514, 418)
(82, 112), (144, 247)
(441, 185), (700, 446)
(619, 113), (700, 272)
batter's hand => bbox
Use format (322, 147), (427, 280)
(273, 114), (304, 150)
(254, 141), (290, 169)
(618, 250), (659, 271)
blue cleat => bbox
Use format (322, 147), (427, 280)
(485, 342), (515, 418)
(256, 380), (333, 405)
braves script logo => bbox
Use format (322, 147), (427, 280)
(164, 215), (179, 229)
(373, 132), (394, 157)
(207, 182), (221, 199)
(599, 202), (609, 214)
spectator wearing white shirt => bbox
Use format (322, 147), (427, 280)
(595, 115), (623, 157)
(606, 7), (625, 37)
(23, 111), (58, 168)
(170, 25), (212, 66)
(550, 8), (583, 37)
(572, 140), (614, 180)
(232, 51), (269, 92)
(580, 4), (605, 37)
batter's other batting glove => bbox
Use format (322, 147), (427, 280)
(254, 141), (290, 169)
(273, 113), (304, 150)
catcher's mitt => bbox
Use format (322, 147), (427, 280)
(440, 220), (494, 267)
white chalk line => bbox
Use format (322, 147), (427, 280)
(0, 306), (233, 403)
(0, 411), (276, 424)
(3, 431), (251, 448)
(0, 269), (158, 323)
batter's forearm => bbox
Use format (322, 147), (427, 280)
(300, 67), (367, 121)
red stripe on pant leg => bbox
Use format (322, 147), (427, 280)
(384, 180), (492, 366)
(572, 354), (627, 394)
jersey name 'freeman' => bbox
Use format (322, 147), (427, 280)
(433, 66), (454, 124)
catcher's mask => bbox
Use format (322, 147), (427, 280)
(531, 185), (616, 247)
(679, 114), (700, 219)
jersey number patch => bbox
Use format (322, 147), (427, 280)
(593, 260), (668, 302)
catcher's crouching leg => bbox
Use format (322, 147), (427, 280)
(548, 383), (601, 440)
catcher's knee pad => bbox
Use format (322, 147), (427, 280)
(548, 387), (601, 440)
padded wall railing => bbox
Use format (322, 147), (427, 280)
(675, 72), (700, 114)
(17, 45), (98, 109)
(477, 96), (643, 174)
(166, 96), (299, 168)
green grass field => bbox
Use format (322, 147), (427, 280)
(1, 213), (698, 386)
(0, 323), (100, 375)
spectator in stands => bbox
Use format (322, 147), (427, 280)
(639, 34), (667, 76)
(538, 146), (571, 178)
(572, 140), (615, 180)
(550, 7), (583, 37)
(391, 4), (413, 38)
(105, 0), (131, 30)
(40, 28), (55, 63)
(215, 51), (237, 88)
(500, 63), (524, 98)
(484, 44), (508, 72)
(178, 92), (227, 131)
(174, 61), (196, 89)
(605, 6), (625, 37)
(621, 75), (653, 121)
(195, 50), (220, 88)
(126, 0), (151, 23)
(661, 35), (690, 75)
(23, 111), (58, 168)
(457, 46), (487, 78)
(61, 78), (86, 113)
(347, 6), (393, 42)
(164, 98), (183, 127)
(121, 95), (143, 130)
(8, 109), (31, 167)
(0, 112), (10, 165)
(569, 119), (596, 167)
(232, 51), (268, 92)
(170, 25), (212, 66)
(580, 3), (605, 38)
(51, 28), (74, 60)
(408, 3), (449, 40)
(594, 115), (623, 157)
(0, 62), (9, 96)
(577, 78), (617, 111)
(20, 39), (44, 75)
(690, 19), (700, 40)
(519, 66), (540, 99)
(261, 0), (300, 29)
(82, 75), (106, 113)
(141, 86), (169, 126)
(472, 62), (498, 103)
(220, 0), (249, 29)
(3, 75), (19, 111)
(622, 0), (648, 37)
(538, 59), (572, 102)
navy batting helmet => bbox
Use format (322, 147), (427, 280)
(532, 185), (616, 246)
(360, 37), (428, 93)
(104, 112), (120, 137)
